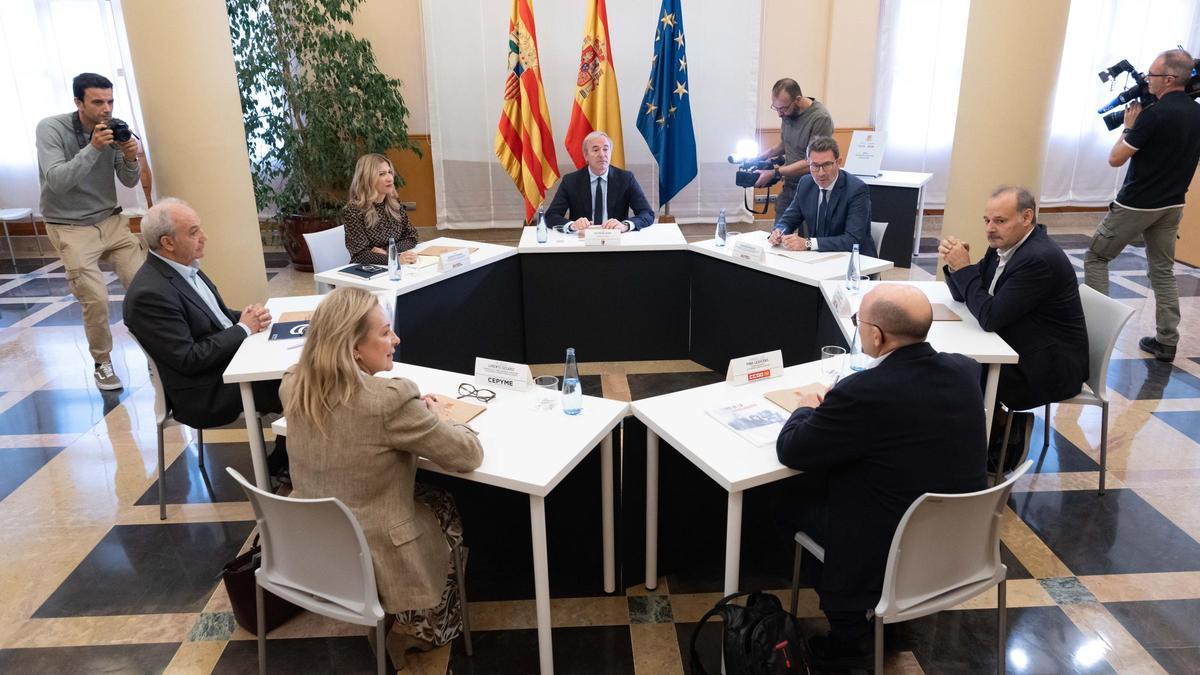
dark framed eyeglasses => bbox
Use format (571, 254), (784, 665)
(457, 383), (496, 403)
(1146, 71), (1175, 79)
(809, 160), (837, 172)
(850, 312), (880, 331)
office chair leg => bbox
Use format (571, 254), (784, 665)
(1042, 404), (1051, 450)
(994, 410), (1014, 487)
(997, 578), (1007, 675)
(256, 583), (267, 675)
(874, 615), (884, 674)
(2, 220), (14, 268)
(196, 428), (206, 470)
(789, 539), (802, 616)
(157, 424), (166, 520)
(456, 543), (473, 656)
(1099, 402), (1109, 496)
(375, 618), (387, 675)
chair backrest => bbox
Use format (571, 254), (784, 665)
(226, 467), (384, 623)
(128, 334), (169, 426)
(1077, 284), (1135, 401)
(303, 225), (351, 274)
(875, 461), (1032, 619)
(870, 221), (888, 256)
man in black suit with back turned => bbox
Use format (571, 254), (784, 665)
(940, 185), (1089, 460)
(124, 198), (287, 473)
(776, 283), (987, 669)
(545, 130), (654, 233)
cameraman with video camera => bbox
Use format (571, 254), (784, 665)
(752, 78), (835, 224)
(1084, 49), (1200, 363)
(36, 72), (146, 390)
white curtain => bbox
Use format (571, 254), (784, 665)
(1041, 0), (1200, 205)
(872, 0), (970, 207)
(421, 0), (762, 229)
(0, 0), (146, 216)
(874, 0), (1200, 208)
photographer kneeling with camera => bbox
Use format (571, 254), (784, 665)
(36, 72), (146, 390)
(1083, 49), (1200, 363)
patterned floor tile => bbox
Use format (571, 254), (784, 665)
(1151, 411), (1200, 445)
(1126, 273), (1200, 297)
(0, 389), (130, 435)
(0, 446), (65, 501)
(213, 635), (397, 674)
(0, 642), (179, 672)
(1010, 489), (1200, 575)
(34, 521), (255, 617)
(0, 301), (49, 328)
(1105, 358), (1200, 400)
(132, 442), (256, 506)
(448, 626), (635, 674)
(627, 371), (724, 400)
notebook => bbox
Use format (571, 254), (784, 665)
(338, 263), (389, 279)
(433, 396), (487, 425)
(418, 245), (479, 257)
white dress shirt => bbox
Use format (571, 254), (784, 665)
(988, 226), (1036, 296)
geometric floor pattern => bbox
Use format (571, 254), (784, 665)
(2, 221), (1200, 673)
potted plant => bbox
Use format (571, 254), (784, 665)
(227, 0), (419, 271)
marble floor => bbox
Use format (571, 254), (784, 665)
(2, 218), (1200, 673)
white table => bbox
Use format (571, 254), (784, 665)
(633, 359), (830, 595)
(229, 295), (625, 673)
(817, 279), (1018, 437)
(311, 236), (516, 294)
(689, 229), (893, 285)
(516, 221), (687, 252)
(861, 170), (934, 260)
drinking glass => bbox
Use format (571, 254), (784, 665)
(820, 345), (847, 384)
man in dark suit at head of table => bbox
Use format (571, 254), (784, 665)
(544, 130), (655, 233)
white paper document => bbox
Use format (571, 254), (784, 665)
(706, 402), (788, 446)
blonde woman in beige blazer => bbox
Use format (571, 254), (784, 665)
(280, 286), (483, 661)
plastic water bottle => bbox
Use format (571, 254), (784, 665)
(562, 347), (582, 415)
(387, 237), (401, 281)
(715, 208), (727, 247)
(536, 207), (548, 243)
(845, 243), (861, 291)
(849, 325), (868, 371)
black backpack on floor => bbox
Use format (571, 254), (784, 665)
(689, 591), (808, 675)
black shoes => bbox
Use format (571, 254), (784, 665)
(988, 411), (1031, 474)
(1139, 337), (1177, 363)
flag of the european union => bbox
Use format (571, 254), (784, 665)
(636, 0), (697, 206)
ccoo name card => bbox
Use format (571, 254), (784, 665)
(726, 349), (784, 386)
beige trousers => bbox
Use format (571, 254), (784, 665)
(45, 214), (146, 363)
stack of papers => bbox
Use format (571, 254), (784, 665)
(706, 402), (787, 446)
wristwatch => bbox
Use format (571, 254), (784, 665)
(805, 238), (814, 250)
(773, 168), (782, 181)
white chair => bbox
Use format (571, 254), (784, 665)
(994, 285), (1134, 494)
(870, 221), (888, 258)
(303, 225), (350, 294)
(1, 207), (43, 267)
(227, 467), (389, 674)
(131, 335), (217, 520)
(226, 466), (474, 674)
(789, 461), (1032, 674)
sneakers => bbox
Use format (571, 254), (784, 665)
(93, 361), (123, 390)
(1139, 337), (1177, 363)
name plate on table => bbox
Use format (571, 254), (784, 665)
(474, 357), (532, 391)
(726, 349), (784, 386)
(731, 239), (765, 263)
(829, 287), (854, 318)
(439, 249), (471, 272)
(584, 228), (622, 246)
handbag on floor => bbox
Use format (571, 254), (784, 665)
(222, 534), (304, 635)
(689, 591), (808, 675)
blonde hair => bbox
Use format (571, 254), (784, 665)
(284, 287), (381, 433)
(346, 153), (403, 228)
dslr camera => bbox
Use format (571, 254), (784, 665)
(107, 118), (133, 143)
(729, 154), (784, 188)
(1097, 57), (1200, 131)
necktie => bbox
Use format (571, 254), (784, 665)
(816, 189), (829, 235)
(593, 177), (605, 224)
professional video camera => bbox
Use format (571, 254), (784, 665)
(727, 140), (784, 214)
(1097, 56), (1200, 131)
(730, 154), (784, 188)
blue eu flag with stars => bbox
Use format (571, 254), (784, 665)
(636, 0), (697, 206)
